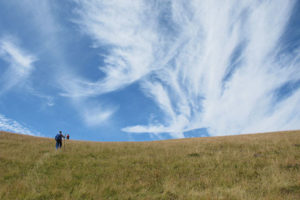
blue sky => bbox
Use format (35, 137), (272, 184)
(0, 0), (299, 141)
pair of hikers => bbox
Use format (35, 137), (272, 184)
(55, 131), (70, 149)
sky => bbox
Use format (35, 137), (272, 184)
(0, 0), (299, 141)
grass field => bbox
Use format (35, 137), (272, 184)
(1, 130), (300, 199)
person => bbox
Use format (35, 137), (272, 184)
(55, 131), (65, 149)
(67, 134), (70, 140)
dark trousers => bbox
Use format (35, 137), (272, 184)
(56, 140), (62, 149)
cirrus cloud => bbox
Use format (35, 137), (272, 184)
(0, 36), (37, 94)
(71, 0), (300, 138)
(0, 114), (41, 136)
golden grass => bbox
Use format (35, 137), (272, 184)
(0, 130), (300, 199)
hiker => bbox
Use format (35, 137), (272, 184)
(67, 134), (70, 140)
(55, 131), (65, 149)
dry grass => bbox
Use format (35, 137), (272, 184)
(1, 130), (300, 199)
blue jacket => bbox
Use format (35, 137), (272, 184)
(55, 134), (64, 141)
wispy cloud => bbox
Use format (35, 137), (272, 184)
(0, 35), (54, 107)
(64, 0), (167, 97)
(73, 0), (300, 138)
(0, 36), (37, 93)
(0, 114), (40, 136)
(72, 98), (116, 127)
(10, 0), (115, 126)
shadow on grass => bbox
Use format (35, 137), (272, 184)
(187, 153), (201, 157)
(280, 185), (300, 195)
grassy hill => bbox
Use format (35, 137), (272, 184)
(1, 130), (300, 199)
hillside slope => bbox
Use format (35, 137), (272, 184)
(1, 130), (300, 199)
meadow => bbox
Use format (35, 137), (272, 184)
(0, 130), (300, 199)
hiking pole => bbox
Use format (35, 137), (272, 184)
(64, 134), (66, 150)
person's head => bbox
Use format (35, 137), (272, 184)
(59, 131), (62, 135)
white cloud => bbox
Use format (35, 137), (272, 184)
(0, 35), (54, 107)
(7, 0), (115, 126)
(82, 108), (114, 127)
(63, 0), (166, 97)
(0, 36), (37, 93)
(73, 98), (116, 127)
(0, 114), (40, 136)
(73, 0), (300, 138)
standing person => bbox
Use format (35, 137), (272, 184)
(55, 131), (65, 149)
(67, 134), (70, 140)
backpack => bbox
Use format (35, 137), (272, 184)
(55, 134), (60, 141)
